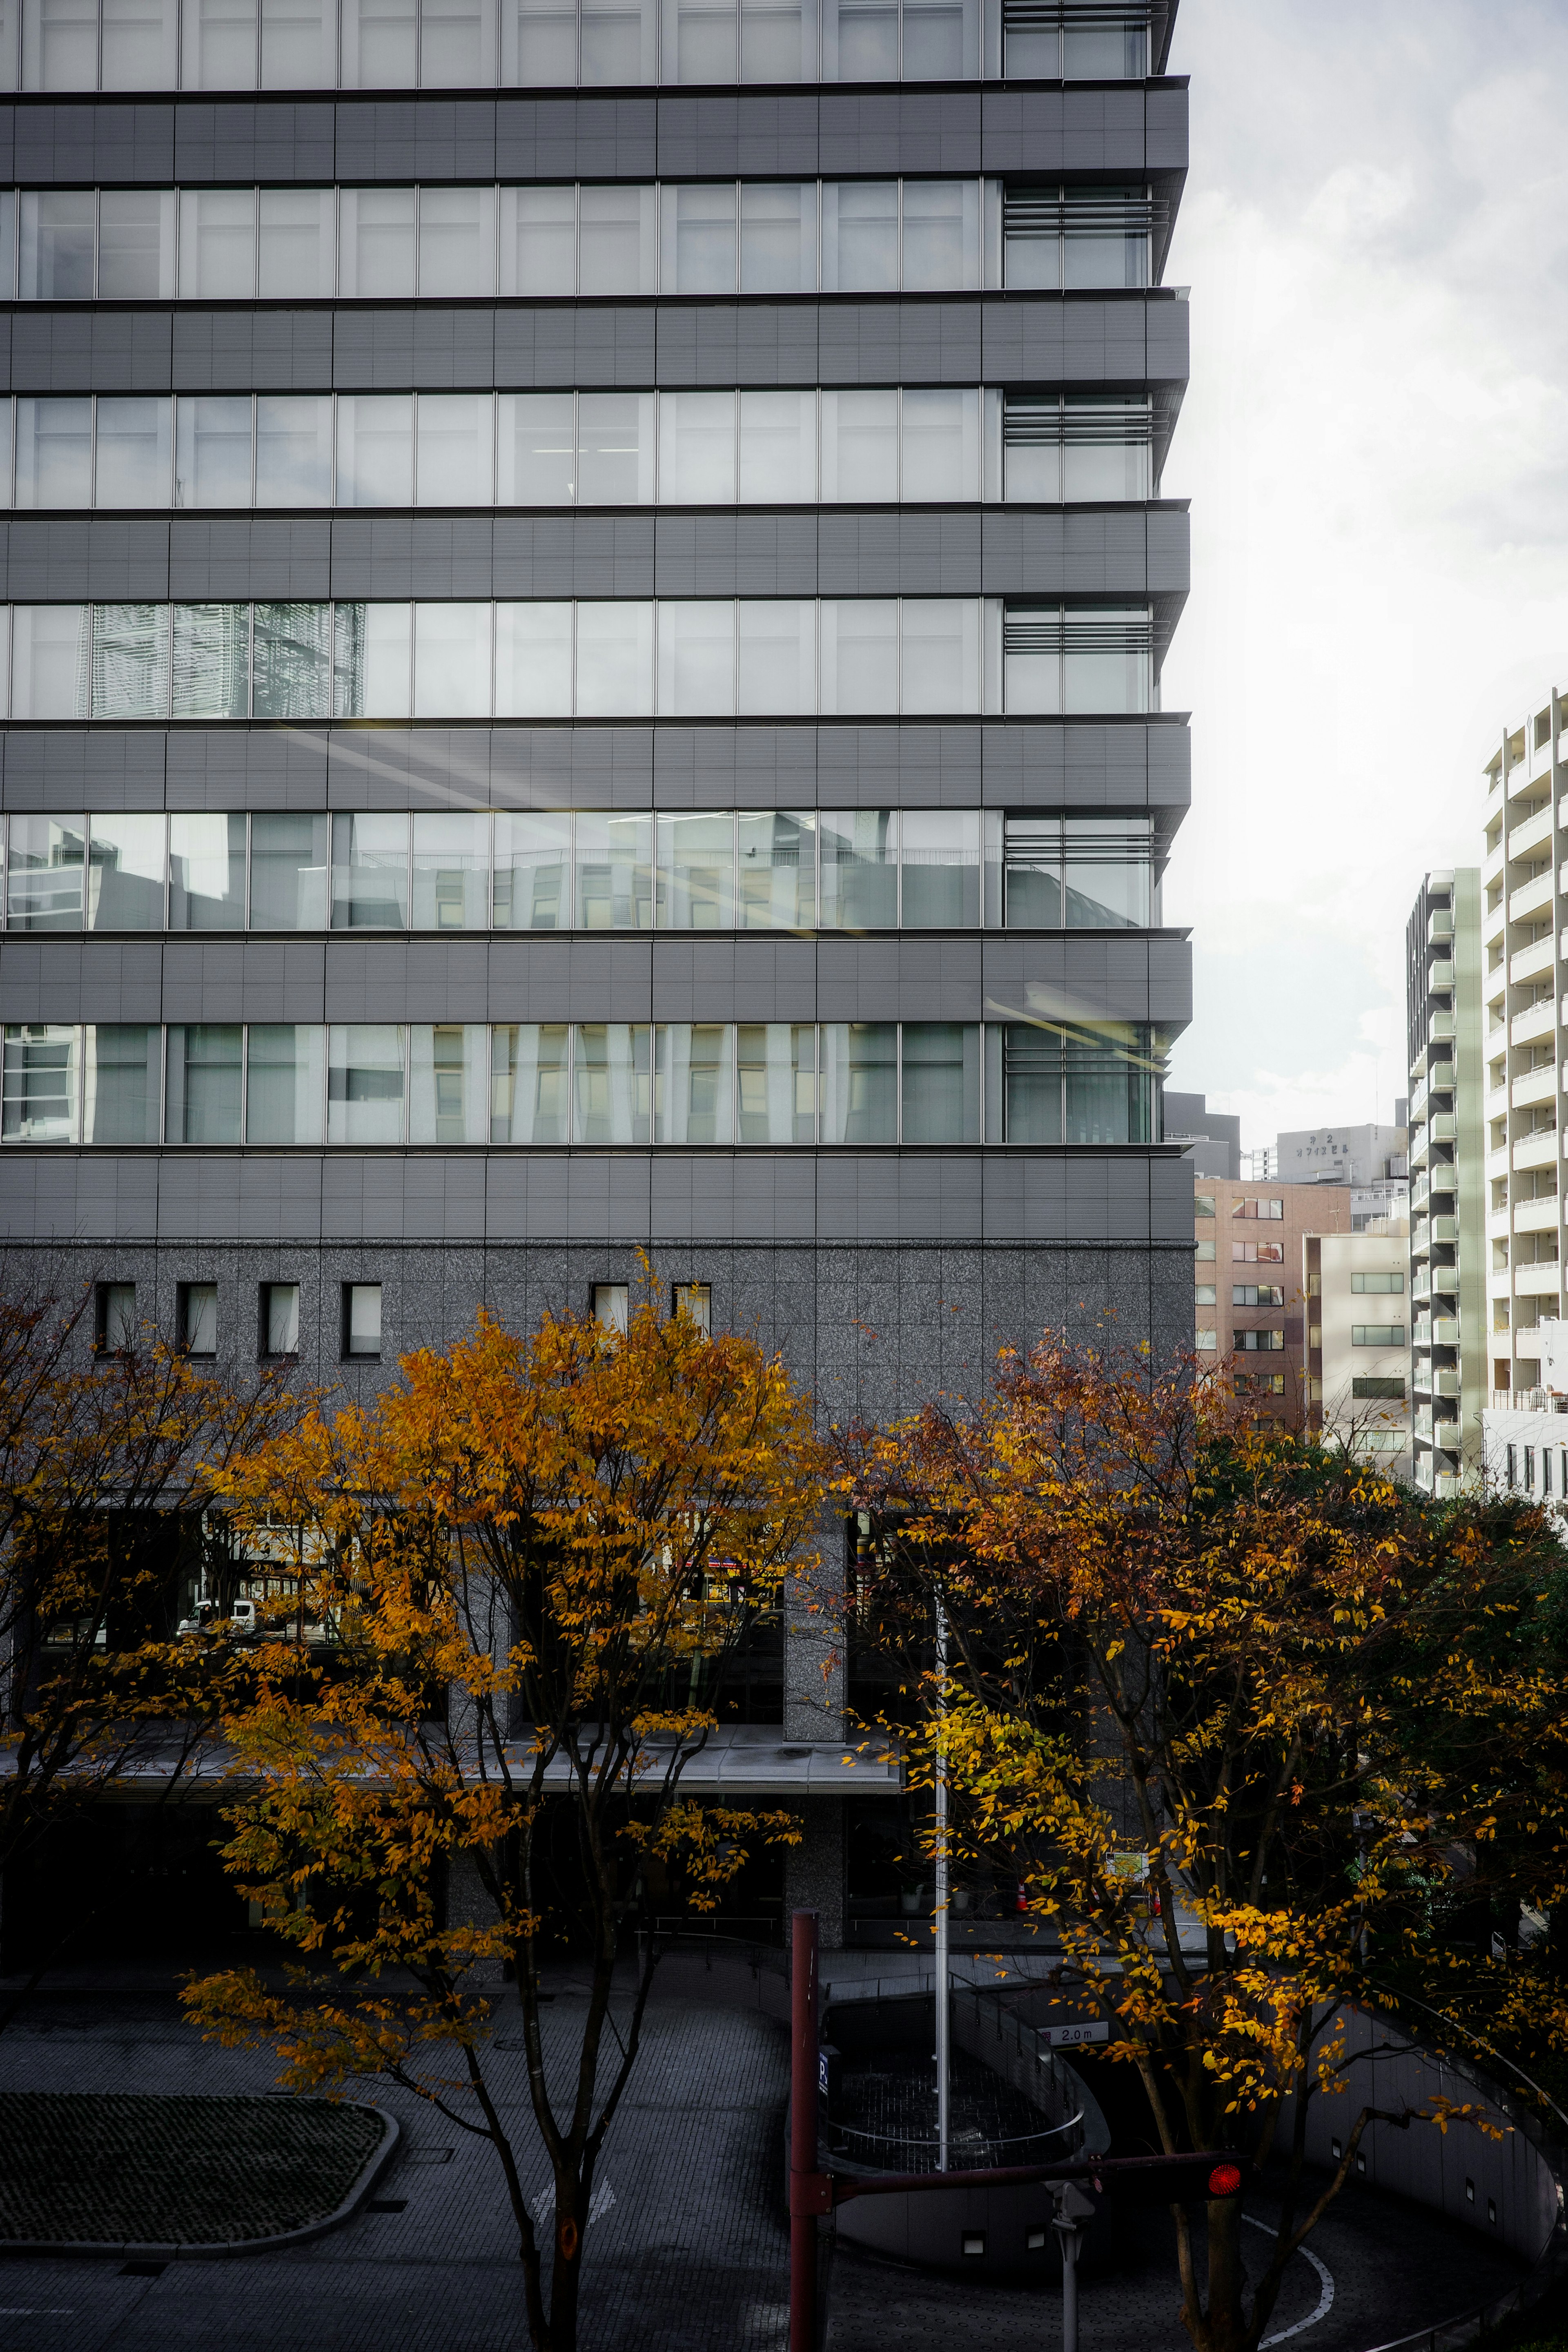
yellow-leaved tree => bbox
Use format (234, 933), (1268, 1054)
(838, 1338), (1568, 2352)
(183, 1298), (823, 2352)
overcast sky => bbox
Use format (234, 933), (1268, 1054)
(1158, 0), (1568, 1149)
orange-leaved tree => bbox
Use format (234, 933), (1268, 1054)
(183, 1299), (823, 2352)
(837, 1338), (1568, 2352)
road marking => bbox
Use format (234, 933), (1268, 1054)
(1244, 2214), (1335, 2346)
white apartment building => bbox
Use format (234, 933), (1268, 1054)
(1482, 690), (1568, 1402)
(1305, 1226), (1412, 1478)
(1407, 869), (1485, 1493)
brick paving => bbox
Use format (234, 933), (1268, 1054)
(0, 1988), (1530, 2352)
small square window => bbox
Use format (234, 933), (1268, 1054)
(1025, 2226), (1047, 2252)
(1331, 2138), (1342, 2162)
(343, 1282), (381, 1359)
(591, 1282), (628, 1334)
(262, 1282), (300, 1357)
(97, 1281), (136, 1353)
(961, 2232), (985, 2258)
(673, 1282), (711, 1333)
(1464, 2178), (1474, 2203)
(1355, 2151), (1366, 2176)
(180, 1282), (218, 1358)
(1488, 2197), (1498, 2224)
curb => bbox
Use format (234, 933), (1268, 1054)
(0, 2099), (401, 2263)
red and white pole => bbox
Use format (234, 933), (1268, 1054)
(789, 1907), (821, 2352)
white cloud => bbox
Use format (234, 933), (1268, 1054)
(1159, 0), (1568, 1148)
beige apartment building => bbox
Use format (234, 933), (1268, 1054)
(1195, 1177), (1351, 1425)
(1304, 1225), (1412, 1475)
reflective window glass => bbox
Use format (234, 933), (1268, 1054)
(25, 0), (96, 87)
(657, 600), (735, 716)
(902, 179), (979, 292)
(655, 1022), (733, 1144)
(419, 0), (495, 85)
(1064, 18), (1145, 74)
(245, 1022), (326, 1144)
(659, 390), (734, 504)
(10, 607), (89, 720)
(1001, 1024), (1060, 1143)
(1061, 396), (1153, 502)
(737, 600), (815, 716)
(900, 599), (980, 714)
(820, 181), (896, 292)
(490, 1022), (570, 1142)
(333, 602), (412, 718)
(252, 602), (332, 718)
(2, 1024), (79, 1141)
(503, 0), (577, 85)
(737, 809), (814, 930)
(738, 390), (815, 503)
(1063, 187), (1147, 290)
(900, 809), (978, 927)
(498, 392), (575, 505)
(7, 812), (85, 930)
(661, 183), (736, 294)
(20, 191), (95, 299)
(739, 181), (815, 293)
(901, 387), (979, 502)
(331, 812), (410, 928)
(171, 603), (250, 717)
(255, 395), (332, 506)
(820, 598), (897, 714)
(409, 1023), (489, 1143)
(736, 1021), (815, 1141)
(1002, 815), (1061, 926)
(576, 392), (655, 504)
(824, 0), (894, 80)
(263, 1281), (300, 1355)
(91, 602), (169, 717)
(657, 812), (734, 930)
(820, 1021), (896, 1143)
(169, 813), (246, 930)
(15, 396), (92, 508)
(504, 185), (576, 294)
(343, 0), (415, 82)
(495, 602), (572, 716)
(82, 1023), (160, 1144)
(338, 186), (417, 297)
(579, 0), (654, 80)
(1062, 816), (1154, 927)
(327, 1023), (406, 1144)
(902, 0), (975, 76)
(250, 811), (330, 930)
(414, 601), (491, 717)
(412, 810), (490, 929)
(87, 814), (165, 930)
(740, 0), (809, 79)
(575, 602), (653, 717)
(178, 188), (257, 297)
(261, 0), (334, 84)
(166, 1022), (243, 1144)
(1063, 605), (1149, 714)
(418, 185), (497, 297)
(95, 397), (173, 507)
(97, 191), (175, 297)
(175, 395), (253, 508)
(820, 389), (897, 504)
(901, 1020), (979, 1141)
(572, 1022), (651, 1143)
(575, 811), (652, 930)
(820, 809), (896, 929)
(416, 393), (494, 506)
(336, 394), (413, 506)
(577, 184), (656, 294)
(664, 0), (734, 82)
(258, 189), (334, 298)
(494, 810), (571, 930)
(180, 0), (257, 83)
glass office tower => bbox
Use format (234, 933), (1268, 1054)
(0, 0), (1192, 1942)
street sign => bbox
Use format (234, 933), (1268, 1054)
(1038, 2020), (1111, 2050)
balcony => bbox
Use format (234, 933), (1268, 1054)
(1434, 1471), (1464, 1498)
(1512, 997), (1557, 1048)
(1510, 935), (1556, 985)
(1512, 1065), (1560, 1110)
(1513, 1195), (1561, 1234)
(1428, 1113), (1456, 1143)
(1428, 1161), (1457, 1195)
(1515, 1262), (1563, 1296)
(1414, 1409), (1434, 1441)
(1410, 1129), (1430, 1169)
(1429, 1215), (1459, 1244)
(1429, 959), (1456, 989)
(1510, 867), (1555, 924)
(1411, 1272), (1431, 1304)
(1429, 1010), (1458, 1047)
(1432, 1317), (1461, 1343)
(1410, 1174), (1430, 1213)
(1428, 909), (1454, 945)
(1511, 801), (1555, 859)
(1431, 1369), (1462, 1397)
(1514, 1131), (1561, 1173)
(1412, 1215), (1430, 1252)
(1431, 1263), (1460, 1293)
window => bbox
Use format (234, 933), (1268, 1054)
(82, 1025), (161, 1144)
(821, 1023), (898, 1144)
(1525, 1447), (1536, 1493)
(409, 1024), (490, 1144)
(262, 1281), (300, 1356)
(1352, 1377), (1405, 1400)
(591, 1282), (628, 1334)
(673, 1282), (710, 1333)
(3, 1023), (79, 1140)
(1003, 184), (1152, 292)
(1003, 393), (1153, 503)
(166, 1023), (242, 1144)
(1003, 4), (1148, 80)
(1506, 1444), (1517, 1489)
(1194, 1194), (1216, 1219)
(328, 1026), (406, 1145)
(1543, 1448), (1553, 1497)
(7, 814), (85, 929)
(1002, 606), (1152, 716)
(88, 814), (165, 930)
(343, 1282), (382, 1360)
(1233, 1284), (1283, 1307)
(169, 813), (245, 930)
(180, 1281), (218, 1356)
(1194, 1329), (1217, 1352)
(1234, 1329), (1284, 1352)
(1351, 1271), (1405, 1294)
(1233, 1373), (1286, 1396)
(1194, 1284), (1216, 1306)
(1352, 1325), (1405, 1347)
(1232, 1199), (1284, 1221)
(97, 1281), (137, 1354)
(1195, 1239), (1215, 1262)
(1233, 1240), (1283, 1263)
(412, 812), (490, 930)
(995, 1021), (1163, 1146)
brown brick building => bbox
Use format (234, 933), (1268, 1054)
(1194, 1177), (1352, 1424)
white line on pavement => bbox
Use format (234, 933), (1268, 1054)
(1243, 2214), (1336, 2346)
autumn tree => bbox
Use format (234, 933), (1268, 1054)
(838, 1339), (1568, 2352)
(183, 1298), (823, 2352)
(0, 1277), (308, 1918)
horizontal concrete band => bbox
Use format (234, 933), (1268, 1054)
(0, 1147), (1201, 1242)
(2, 87), (1189, 188)
(0, 295), (1190, 396)
(0, 932), (1195, 1025)
(0, 715), (1193, 809)
(0, 506), (1191, 607)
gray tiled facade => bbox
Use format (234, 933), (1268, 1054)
(1, 13), (1193, 1944)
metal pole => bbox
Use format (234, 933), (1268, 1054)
(1059, 2219), (1079, 2352)
(789, 1908), (820, 2352)
(934, 1591), (949, 2172)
